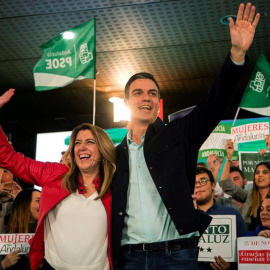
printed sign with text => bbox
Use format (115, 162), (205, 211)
(239, 151), (270, 182)
(198, 215), (237, 262)
(238, 236), (270, 269)
(0, 234), (34, 254)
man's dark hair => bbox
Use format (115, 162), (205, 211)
(197, 162), (208, 169)
(124, 72), (160, 99)
(196, 167), (215, 184)
(230, 166), (245, 179)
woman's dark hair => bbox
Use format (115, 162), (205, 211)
(7, 188), (40, 233)
(250, 162), (270, 218)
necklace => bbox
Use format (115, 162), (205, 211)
(83, 182), (95, 187)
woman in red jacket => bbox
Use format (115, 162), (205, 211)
(0, 123), (116, 270)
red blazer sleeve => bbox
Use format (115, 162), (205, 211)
(0, 125), (68, 187)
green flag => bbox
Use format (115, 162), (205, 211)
(33, 19), (96, 91)
(240, 54), (270, 116)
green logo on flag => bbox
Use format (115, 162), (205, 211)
(249, 71), (269, 94)
(240, 54), (270, 116)
(33, 18), (96, 91)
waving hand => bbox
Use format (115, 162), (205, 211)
(230, 3), (260, 63)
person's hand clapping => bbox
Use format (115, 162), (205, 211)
(207, 154), (223, 172)
(265, 135), (270, 150)
(225, 139), (234, 160)
(192, 194), (197, 210)
(210, 256), (231, 270)
(1, 250), (21, 269)
(8, 181), (22, 200)
(0, 88), (15, 108)
(0, 181), (12, 196)
(258, 229), (270, 238)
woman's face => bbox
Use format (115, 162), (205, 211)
(30, 191), (40, 223)
(254, 165), (270, 189)
(74, 129), (102, 173)
(260, 198), (270, 229)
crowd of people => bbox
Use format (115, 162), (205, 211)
(0, 2), (265, 270)
(195, 136), (270, 269)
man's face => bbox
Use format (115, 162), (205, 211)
(230, 171), (246, 189)
(260, 198), (270, 229)
(194, 173), (215, 206)
(125, 78), (160, 125)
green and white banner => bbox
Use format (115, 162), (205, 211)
(199, 122), (232, 160)
(240, 54), (270, 116)
(198, 117), (270, 162)
(33, 18), (96, 91)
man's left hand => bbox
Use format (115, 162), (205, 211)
(230, 3), (260, 63)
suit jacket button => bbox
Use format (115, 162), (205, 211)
(119, 212), (123, 215)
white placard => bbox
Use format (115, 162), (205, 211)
(0, 234), (34, 254)
(198, 215), (237, 262)
(231, 122), (269, 147)
(238, 236), (270, 269)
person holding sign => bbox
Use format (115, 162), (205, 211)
(0, 188), (41, 270)
(0, 138), (22, 234)
(194, 167), (247, 270)
(219, 140), (270, 230)
(0, 123), (116, 270)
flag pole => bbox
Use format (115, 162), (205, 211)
(93, 79), (96, 125)
(232, 107), (240, 126)
(92, 17), (96, 126)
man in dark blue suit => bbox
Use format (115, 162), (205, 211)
(112, 3), (260, 269)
